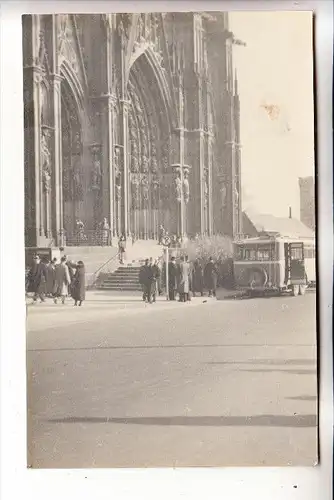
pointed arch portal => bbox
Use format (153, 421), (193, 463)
(126, 51), (175, 239)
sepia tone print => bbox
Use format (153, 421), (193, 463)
(24, 12), (317, 468)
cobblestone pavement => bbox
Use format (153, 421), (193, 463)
(27, 292), (317, 468)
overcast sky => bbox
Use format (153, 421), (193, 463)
(229, 11), (314, 219)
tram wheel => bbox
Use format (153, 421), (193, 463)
(291, 285), (299, 297)
(299, 285), (306, 296)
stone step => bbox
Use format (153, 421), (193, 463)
(102, 280), (139, 286)
(97, 285), (142, 291)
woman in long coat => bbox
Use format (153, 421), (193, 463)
(204, 257), (219, 297)
(167, 256), (178, 301)
(53, 257), (71, 304)
(46, 258), (57, 296)
(192, 259), (204, 297)
(27, 255), (47, 303)
(71, 261), (86, 306)
(178, 256), (191, 302)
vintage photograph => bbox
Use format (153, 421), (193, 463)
(24, 11), (317, 468)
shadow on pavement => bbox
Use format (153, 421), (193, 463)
(286, 395), (317, 401)
(47, 414), (317, 428)
(207, 359), (316, 366)
(27, 343), (314, 352)
(238, 368), (316, 375)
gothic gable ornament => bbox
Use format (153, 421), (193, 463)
(58, 14), (86, 90)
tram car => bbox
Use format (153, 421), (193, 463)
(233, 235), (316, 297)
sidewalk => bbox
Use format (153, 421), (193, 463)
(26, 289), (244, 332)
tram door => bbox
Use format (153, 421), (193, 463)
(284, 242), (306, 285)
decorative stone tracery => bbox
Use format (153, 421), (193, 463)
(24, 13), (242, 247)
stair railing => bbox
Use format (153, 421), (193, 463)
(89, 251), (121, 289)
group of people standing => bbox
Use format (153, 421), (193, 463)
(138, 254), (219, 304)
(139, 258), (162, 304)
(166, 255), (219, 302)
(26, 254), (86, 306)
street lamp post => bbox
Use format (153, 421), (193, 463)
(162, 235), (171, 301)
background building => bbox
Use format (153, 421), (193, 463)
(23, 13), (243, 249)
(299, 176), (315, 232)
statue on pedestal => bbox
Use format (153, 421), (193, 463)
(183, 168), (190, 204)
(175, 170), (182, 203)
(131, 175), (140, 209)
(91, 159), (101, 190)
(141, 175), (149, 203)
(41, 129), (52, 193)
(203, 172), (209, 208)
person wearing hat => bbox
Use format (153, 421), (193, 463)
(26, 255), (47, 303)
(71, 260), (86, 306)
(139, 258), (154, 303)
(53, 256), (71, 304)
(168, 256), (178, 301)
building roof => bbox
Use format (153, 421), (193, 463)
(244, 212), (315, 239)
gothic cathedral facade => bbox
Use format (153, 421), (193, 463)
(23, 13), (242, 248)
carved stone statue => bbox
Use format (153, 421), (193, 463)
(131, 175), (140, 209)
(203, 173), (209, 207)
(151, 156), (158, 173)
(114, 148), (120, 177)
(220, 183), (227, 208)
(91, 158), (102, 191)
(72, 161), (83, 200)
(141, 175), (149, 204)
(175, 171), (182, 202)
(183, 169), (190, 204)
(115, 172), (122, 202)
(141, 156), (149, 173)
(152, 177), (160, 209)
(131, 155), (140, 173)
(234, 185), (239, 207)
(42, 168), (51, 194)
(41, 130), (52, 193)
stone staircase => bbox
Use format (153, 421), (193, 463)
(97, 265), (142, 291)
(96, 239), (164, 292)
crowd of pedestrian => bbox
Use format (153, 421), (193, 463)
(138, 257), (162, 304)
(138, 254), (219, 304)
(26, 254), (86, 306)
(165, 255), (219, 302)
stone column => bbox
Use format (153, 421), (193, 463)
(50, 73), (64, 246)
(207, 132), (214, 235)
(107, 95), (117, 238)
(89, 143), (103, 231)
(41, 125), (53, 239)
(119, 99), (130, 236)
(24, 65), (43, 247)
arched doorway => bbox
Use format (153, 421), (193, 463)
(127, 53), (174, 240)
(61, 77), (83, 242)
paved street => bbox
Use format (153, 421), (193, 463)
(27, 292), (317, 468)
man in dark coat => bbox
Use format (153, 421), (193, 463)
(167, 256), (178, 301)
(192, 259), (204, 297)
(150, 258), (161, 303)
(27, 255), (47, 303)
(204, 257), (219, 297)
(71, 261), (86, 306)
(139, 259), (154, 303)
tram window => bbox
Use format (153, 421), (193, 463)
(258, 247), (271, 261)
(235, 247), (244, 260)
(290, 246), (303, 260)
(244, 248), (257, 261)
